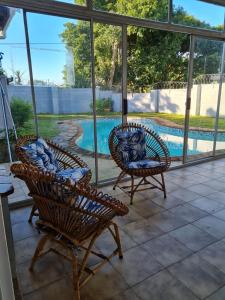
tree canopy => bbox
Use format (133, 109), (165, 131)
(60, 0), (223, 91)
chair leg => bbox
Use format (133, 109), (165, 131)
(161, 173), (167, 199)
(112, 223), (123, 259)
(28, 204), (37, 223)
(29, 234), (49, 271)
(130, 176), (135, 205)
(113, 171), (125, 190)
(79, 233), (98, 279)
(71, 251), (80, 300)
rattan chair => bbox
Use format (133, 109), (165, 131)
(109, 122), (171, 204)
(15, 135), (92, 222)
(11, 163), (129, 300)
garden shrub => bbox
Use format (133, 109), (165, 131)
(10, 97), (33, 128)
(90, 98), (113, 113)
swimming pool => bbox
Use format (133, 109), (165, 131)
(76, 118), (225, 157)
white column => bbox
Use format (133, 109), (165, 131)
(0, 201), (15, 300)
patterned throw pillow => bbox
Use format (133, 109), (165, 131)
(21, 142), (45, 169)
(116, 128), (146, 164)
(127, 159), (166, 169)
(56, 167), (89, 184)
(36, 138), (59, 171)
(21, 138), (58, 172)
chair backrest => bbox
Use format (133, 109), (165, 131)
(15, 135), (91, 183)
(109, 122), (171, 169)
(11, 163), (128, 242)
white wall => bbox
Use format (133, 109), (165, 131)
(6, 83), (224, 117)
(0, 203), (15, 300)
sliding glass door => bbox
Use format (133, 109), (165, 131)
(126, 26), (189, 166)
(26, 14), (124, 184)
(26, 12), (96, 181)
(93, 22), (123, 182)
(0, 6), (36, 204)
(185, 37), (224, 162)
(2, 4), (225, 207)
(215, 45), (225, 156)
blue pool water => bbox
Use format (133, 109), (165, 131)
(76, 118), (225, 157)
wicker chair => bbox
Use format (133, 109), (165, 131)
(109, 122), (171, 204)
(10, 163), (129, 300)
(15, 135), (92, 222)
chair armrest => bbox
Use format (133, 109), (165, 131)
(73, 184), (129, 217)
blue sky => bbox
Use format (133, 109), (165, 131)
(0, 11), (78, 85)
(174, 0), (225, 26)
(0, 0), (224, 85)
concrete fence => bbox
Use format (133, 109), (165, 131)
(7, 82), (225, 117)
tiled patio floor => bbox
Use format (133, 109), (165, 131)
(10, 158), (225, 299)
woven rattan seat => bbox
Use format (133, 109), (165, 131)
(109, 122), (171, 204)
(11, 163), (128, 300)
(15, 135), (92, 222)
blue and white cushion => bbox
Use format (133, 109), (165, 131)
(21, 138), (58, 172)
(116, 128), (146, 164)
(56, 167), (89, 184)
(21, 142), (45, 169)
(127, 159), (165, 169)
(37, 138), (58, 170)
(76, 196), (101, 213)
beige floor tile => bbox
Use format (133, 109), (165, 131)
(143, 233), (193, 267)
(111, 246), (163, 286)
(170, 224), (217, 251)
(168, 254), (225, 299)
(133, 269), (198, 300)
(190, 197), (225, 214)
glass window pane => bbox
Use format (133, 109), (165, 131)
(27, 13), (96, 181)
(0, 6), (36, 204)
(172, 0), (225, 31)
(187, 38), (223, 162)
(55, 0), (86, 5)
(94, 22), (123, 182)
(216, 51), (225, 156)
(127, 26), (189, 167)
(93, 0), (168, 22)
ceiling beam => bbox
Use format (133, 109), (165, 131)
(201, 0), (225, 7)
(0, 0), (224, 40)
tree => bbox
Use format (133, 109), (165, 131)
(61, 21), (91, 88)
(14, 70), (25, 85)
(61, 0), (224, 91)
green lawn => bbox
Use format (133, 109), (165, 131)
(17, 118), (60, 138)
(37, 112), (225, 131)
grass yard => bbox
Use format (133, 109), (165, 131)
(17, 118), (60, 138)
